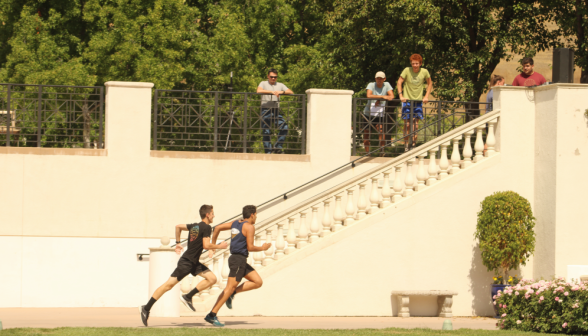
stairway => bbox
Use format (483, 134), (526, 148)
(179, 109), (501, 316)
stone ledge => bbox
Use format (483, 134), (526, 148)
(392, 290), (458, 296)
(305, 89), (354, 95)
(105, 81), (154, 89)
(151, 150), (310, 162)
(0, 147), (107, 156)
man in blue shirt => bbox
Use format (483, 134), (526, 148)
(362, 71), (395, 155)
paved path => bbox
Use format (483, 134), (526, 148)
(0, 308), (498, 330)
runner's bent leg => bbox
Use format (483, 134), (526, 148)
(152, 277), (179, 300)
(234, 270), (263, 294)
(211, 277), (239, 314)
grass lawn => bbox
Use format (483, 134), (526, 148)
(0, 328), (557, 336)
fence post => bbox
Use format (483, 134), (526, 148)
(37, 85), (42, 147)
(301, 94), (307, 155)
(243, 93), (248, 153)
(6, 85), (11, 147)
(437, 101), (442, 136)
(213, 92), (218, 152)
(152, 89), (158, 150)
(352, 97), (356, 156)
(99, 86), (104, 149)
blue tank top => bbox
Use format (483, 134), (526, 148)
(230, 220), (249, 257)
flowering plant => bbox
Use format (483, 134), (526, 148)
(475, 191), (535, 284)
(495, 278), (588, 334)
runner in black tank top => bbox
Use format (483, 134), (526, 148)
(139, 205), (230, 327)
(204, 205), (271, 327)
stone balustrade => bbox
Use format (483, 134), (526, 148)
(179, 111), (501, 308)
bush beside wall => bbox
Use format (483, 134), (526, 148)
(495, 278), (588, 334)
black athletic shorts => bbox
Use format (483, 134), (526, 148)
(171, 257), (210, 281)
(228, 254), (255, 282)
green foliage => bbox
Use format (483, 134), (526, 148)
(474, 191), (536, 284)
(495, 278), (588, 334)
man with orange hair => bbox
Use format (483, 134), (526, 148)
(397, 54), (433, 151)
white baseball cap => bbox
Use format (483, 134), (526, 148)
(375, 71), (386, 78)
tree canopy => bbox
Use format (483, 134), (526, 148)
(0, 0), (583, 100)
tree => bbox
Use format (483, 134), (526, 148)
(324, 0), (554, 101)
(540, 0), (588, 83)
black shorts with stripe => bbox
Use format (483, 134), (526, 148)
(228, 254), (255, 282)
(171, 257), (210, 281)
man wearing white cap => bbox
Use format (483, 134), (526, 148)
(362, 71), (395, 155)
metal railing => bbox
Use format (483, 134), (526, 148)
(152, 90), (306, 154)
(352, 98), (490, 157)
(0, 84), (104, 148)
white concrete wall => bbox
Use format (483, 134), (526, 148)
(0, 236), (158, 307)
(0, 83), (378, 307)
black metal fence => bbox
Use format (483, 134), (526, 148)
(0, 84), (104, 148)
(352, 98), (490, 157)
(152, 90), (306, 154)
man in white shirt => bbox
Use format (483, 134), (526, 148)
(362, 71), (395, 155)
(257, 69), (294, 154)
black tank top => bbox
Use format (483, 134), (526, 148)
(230, 220), (249, 257)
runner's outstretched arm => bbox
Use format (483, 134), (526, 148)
(244, 223), (271, 252)
(209, 222), (232, 258)
(175, 224), (188, 255)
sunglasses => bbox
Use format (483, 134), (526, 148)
(269, 76), (278, 79)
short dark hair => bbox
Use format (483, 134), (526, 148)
(242, 205), (257, 219)
(521, 57), (534, 66)
(199, 204), (213, 219)
(268, 68), (278, 76)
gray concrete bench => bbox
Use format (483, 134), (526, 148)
(391, 290), (458, 317)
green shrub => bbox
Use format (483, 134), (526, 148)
(475, 191), (536, 284)
(495, 278), (588, 334)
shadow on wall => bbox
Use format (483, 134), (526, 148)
(469, 243), (494, 316)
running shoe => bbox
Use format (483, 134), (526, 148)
(226, 293), (235, 309)
(204, 313), (225, 327)
(139, 305), (149, 327)
(180, 294), (196, 312)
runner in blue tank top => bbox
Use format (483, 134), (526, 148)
(205, 205), (271, 327)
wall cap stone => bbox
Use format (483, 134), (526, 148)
(105, 81), (154, 89)
(391, 290), (458, 296)
(305, 89), (354, 95)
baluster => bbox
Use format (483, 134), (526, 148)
(415, 153), (428, 191)
(253, 232), (264, 268)
(321, 199), (332, 237)
(369, 176), (380, 213)
(297, 211), (309, 248)
(381, 170), (392, 207)
(392, 165), (404, 202)
(474, 125), (485, 163)
(263, 228), (275, 266)
(450, 135), (462, 174)
(403, 158), (416, 197)
(356, 180), (368, 219)
(221, 250), (230, 289)
(486, 118), (498, 157)
(332, 193), (345, 232)
(426, 148), (439, 186)
(285, 217), (297, 254)
(191, 275), (203, 302)
(462, 129), (474, 169)
(209, 257), (221, 295)
(377, 184), (384, 207)
(274, 222), (286, 259)
(438, 141), (450, 179)
(345, 188), (355, 225)
(309, 205), (321, 242)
